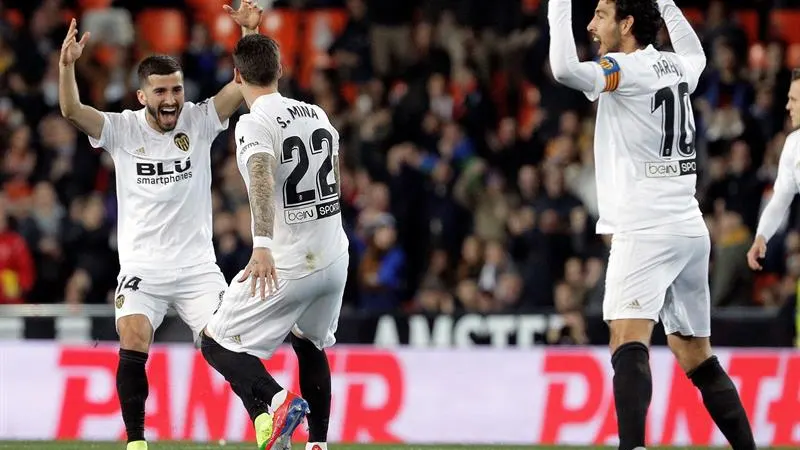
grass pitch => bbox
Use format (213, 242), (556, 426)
(0, 443), (774, 450)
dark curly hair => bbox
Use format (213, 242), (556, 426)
(614, 0), (662, 48)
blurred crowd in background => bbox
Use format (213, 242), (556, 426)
(2, 0), (800, 345)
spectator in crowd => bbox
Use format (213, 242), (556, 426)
(0, 197), (35, 304)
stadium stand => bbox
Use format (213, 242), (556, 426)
(0, 0), (797, 346)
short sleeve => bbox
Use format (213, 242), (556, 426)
(583, 55), (623, 102)
(235, 116), (276, 167)
(775, 135), (799, 195)
(88, 110), (136, 154)
(675, 54), (703, 94)
(196, 98), (229, 140)
(331, 126), (340, 157)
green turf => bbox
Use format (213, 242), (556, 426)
(0, 443), (781, 450)
(0, 444), (573, 450)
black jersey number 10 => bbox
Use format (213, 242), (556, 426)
(280, 128), (337, 208)
(652, 81), (696, 159)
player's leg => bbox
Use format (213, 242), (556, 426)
(290, 334), (330, 449)
(603, 234), (681, 450)
(113, 273), (169, 450)
(607, 318), (654, 450)
(663, 235), (756, 450)
(290, 253), (348, 449)
(201, 271), (310, 450)
(172, 264), (282, 423)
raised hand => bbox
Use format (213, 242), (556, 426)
(224, 0), (264, 31)
(60, 18), (90, 67)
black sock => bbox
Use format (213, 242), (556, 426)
(688, 356), (756, 450)
(200, 333), (282, 421)
(611, 342), (652, 450)
(292, 334), (331, 442)
(117, 349), (149, 443)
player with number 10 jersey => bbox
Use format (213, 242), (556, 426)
(583, 28), (703, 236)
(547, 1), (758, 449)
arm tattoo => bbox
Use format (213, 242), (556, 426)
(247, 153), (278, 239)
(333, 154), (341, 197)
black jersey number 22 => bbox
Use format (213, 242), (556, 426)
(652, 81), (696, 159)
(281, 128), (336, 208)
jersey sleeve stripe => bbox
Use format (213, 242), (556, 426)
(599, 56), (621, 92)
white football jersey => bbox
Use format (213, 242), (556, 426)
(235, 93), (349, 279)
(755, 129), (800, 241)
(584, 45), (706, 235)
(89, 100), (228, 270)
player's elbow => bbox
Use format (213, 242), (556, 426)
(59, 103), (73, 119)
(59, 102), (81, 122)
(688, 54), (707, 75)
(551, 67), (573, 86)
(548, 60), (572, 85)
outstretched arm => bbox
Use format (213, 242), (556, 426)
(658, 0), (706, 80)
(755, 136), (800, 243)
(212, 0), (264, 122)
(59, 19), (105, 140)
(547, 0), (605, 93)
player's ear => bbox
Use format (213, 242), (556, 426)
(233, 68), (243, 85)
(136, 89), (147, 106)
(277, 64), (283, 81)
(620, 15), (634, 36)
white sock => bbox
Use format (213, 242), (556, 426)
(305, 443), (327, 450)
(270, 389), (287, 411)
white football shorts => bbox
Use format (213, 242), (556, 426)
(205, 251), (349, 359)
(603, 232), (711, 337)
(113, 262), (227, 341)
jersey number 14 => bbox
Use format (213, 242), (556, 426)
(652, 81), (696, 159)
(281, 128), (337, 208)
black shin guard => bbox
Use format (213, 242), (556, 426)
(611, 342), (652, 450)
(291, 334), (331, 443)
(117, 349), (149, 443)
(688, 356), (756, 450)
(200, 334), (282, 421)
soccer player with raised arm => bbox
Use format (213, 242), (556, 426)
(548, 1), (756, 449)
(748, 70), (800, 272)
(58, 2), (263, 449)
(201, 34), (348, 450)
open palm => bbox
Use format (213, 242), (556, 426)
(60, 18), (90, 66)
(224, 0), (263, 30)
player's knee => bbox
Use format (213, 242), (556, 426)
(667, 334), (712, 374)
(608, 319), (654, 354)
(291, 331), (322, 355)
(118, 315), (154, 353)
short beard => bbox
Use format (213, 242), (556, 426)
(145, 104), (176, 132)
(606, 28), (623, 53)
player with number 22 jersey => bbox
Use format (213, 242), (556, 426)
(202, 34), (347, 450)
(235, 98), (348, 279)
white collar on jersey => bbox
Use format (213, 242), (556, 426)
(251, 92), (282, 111)
(639, 44), (658, 55)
